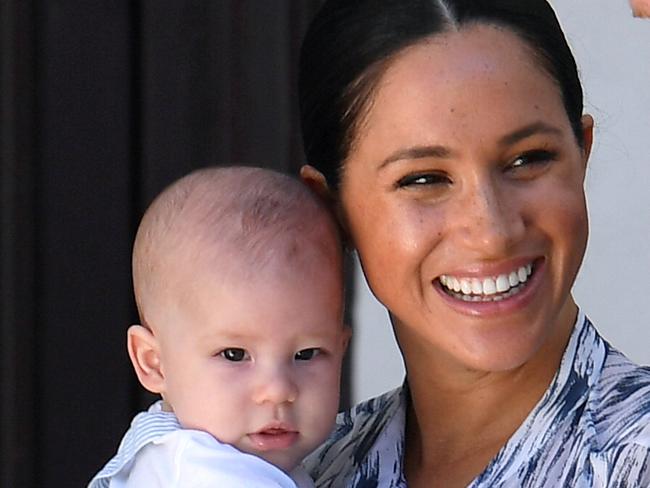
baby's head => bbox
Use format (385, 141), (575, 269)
(128, 166), (348, 472)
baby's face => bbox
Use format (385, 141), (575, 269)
(156, 259), (347, 472)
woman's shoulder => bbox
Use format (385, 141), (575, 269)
(569, 314), (650, 450)
(585, 345), (650, 485)
(302, 387), (406, 487)
(590, 342), (650, 450)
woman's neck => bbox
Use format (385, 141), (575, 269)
(398, 305), (577, 487)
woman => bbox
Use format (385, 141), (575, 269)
(298, 1), (650, 487)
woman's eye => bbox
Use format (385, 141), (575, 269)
(219, 348), (248, 362)
(295, 348), (321, 361)
(509, 150), (557, 171)
(396, 172), (451, 188)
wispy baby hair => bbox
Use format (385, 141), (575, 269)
(132, 166), (339, 328)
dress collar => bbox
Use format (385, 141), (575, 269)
(471, 310), (607, 484)
(357, 310), (607, 487)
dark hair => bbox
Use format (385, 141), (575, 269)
(299, 0), (584, 190)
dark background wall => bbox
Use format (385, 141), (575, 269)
(0, 2), (355, 487)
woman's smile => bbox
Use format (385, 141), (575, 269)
(434, 258), (545, 317)
(439, 261), (535, 300)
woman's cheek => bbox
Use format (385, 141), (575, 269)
(543, 176), (588, 232)
(527, 177), (589, 274)
(557, 190), (589, 258)
(360, 202), (444, 300)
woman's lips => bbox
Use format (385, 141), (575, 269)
(248, 428), (299, 451)
(434, 258), (545, 316)
(439, 261), (535, 301)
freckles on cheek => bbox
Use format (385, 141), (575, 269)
(399, 208), (444, 254)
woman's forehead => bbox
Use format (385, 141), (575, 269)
(379, 25), (545, 95)
(352, 25), (567, 149)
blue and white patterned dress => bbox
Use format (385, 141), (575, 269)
(303, 310), (650, 487)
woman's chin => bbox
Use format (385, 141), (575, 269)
(455, 338), (547, 374)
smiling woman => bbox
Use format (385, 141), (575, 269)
(298, 1), (650, 487)
(339, 25), (592, 376)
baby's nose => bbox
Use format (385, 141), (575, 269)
(253, 368), (298, 405)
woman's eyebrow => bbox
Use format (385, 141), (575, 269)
(379, 145), (451, 169)
(498, 121), (563, 146)
(378, 121), (563, 170)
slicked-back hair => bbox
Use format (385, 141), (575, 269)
(299, 0), (584, 191)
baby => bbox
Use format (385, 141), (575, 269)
(89, 166), (349, 487)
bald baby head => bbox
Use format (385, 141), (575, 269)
(132, 166), (342, 330)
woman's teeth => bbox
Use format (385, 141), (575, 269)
(439, 264), (533, 302)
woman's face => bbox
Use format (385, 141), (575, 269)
(338, 25), (593, 373)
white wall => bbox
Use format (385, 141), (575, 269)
(350, 0), (650, 405)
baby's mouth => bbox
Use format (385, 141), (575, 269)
(438, 262), (535, 302)
(258, 427), (292, 436)
(248, 425), (299, 451)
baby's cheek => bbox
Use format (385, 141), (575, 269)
(195, 371), (252, 444)
(302, 366), (340, 434)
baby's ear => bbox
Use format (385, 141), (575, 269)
(127, 324), (165, 394)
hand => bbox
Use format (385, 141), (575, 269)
(630, 0), (650, 17)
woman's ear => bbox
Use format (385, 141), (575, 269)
(300, 164), (356, 250)
(127, 325), (166, 395)
(581, 114), (595, 167)
(300, 164), (332, 202)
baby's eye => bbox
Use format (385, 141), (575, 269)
(396, 172), (451, 189)
(295, 348), (321, 361)
(219, 348), (249, 362)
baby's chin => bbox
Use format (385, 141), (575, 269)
(238, 433), (317, 474)
(238, 445), (304, 474)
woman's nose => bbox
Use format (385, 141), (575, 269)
(454, 180), (525, 255)
(253, 367), (298, 405)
